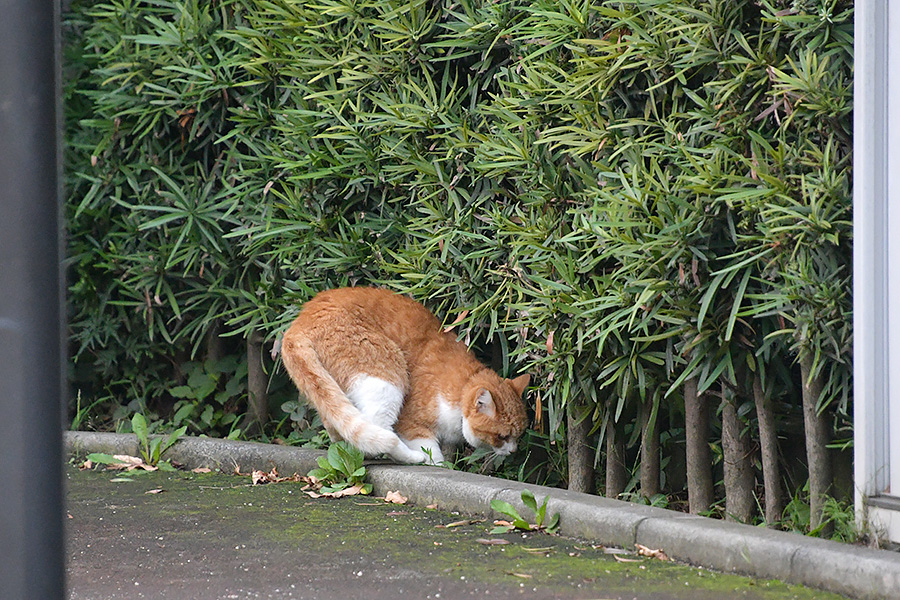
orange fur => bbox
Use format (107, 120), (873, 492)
(281, 287), (529, 464)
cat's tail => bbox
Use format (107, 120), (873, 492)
(280, 335), (424, 463)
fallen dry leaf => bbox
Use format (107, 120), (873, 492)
(191, 467), (212, 474)
(108, 455), (156, 472)
(249, 467), (303, 485)
(426, 504), (438, 510)
(327, 483), (368, 498)
(304, 483), (368, 499)
(613, 555), (644, 563)
(384, 491), (408, 504)
(476, 538), (510, 546)
(437, 519), (483, 529)
(386, 511), (409, 517)
(79, 459), (93, 471)
(635, 543), (669, 561)
(145, 489), (165, 495)
(522, 546), (554, 554)
(508, 572), (533, 579)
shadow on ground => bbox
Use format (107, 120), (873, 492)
(66, 466), (847, 600)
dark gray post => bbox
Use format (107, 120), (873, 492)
(0, 0), (66, 598)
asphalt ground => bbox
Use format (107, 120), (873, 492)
(64, 432), (900, 599)
(66, 466), (846, 600)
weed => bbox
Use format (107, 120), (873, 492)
(307, 442), (372, 495)
(777, 483), (864, 543)
(132, 413), (186, 469)
(70, 390), (111, 431)
(87, 413), (185, 472)
(491, 490), (560, 534)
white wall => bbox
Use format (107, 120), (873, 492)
(854, 0), (900, 543)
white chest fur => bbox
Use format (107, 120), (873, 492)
(435, 395), (464, 444)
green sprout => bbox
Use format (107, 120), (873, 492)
(308, 441), (373, 495)
(490, 489), (560, 534)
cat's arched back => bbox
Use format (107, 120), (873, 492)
(281, 287), (529, 464)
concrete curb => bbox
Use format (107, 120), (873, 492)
(65, 431), (324, 476)
(65, 432), (900, 599)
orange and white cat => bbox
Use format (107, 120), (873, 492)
(281, 287), (529, 464)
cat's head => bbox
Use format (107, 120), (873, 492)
(461, 371), (530, 456)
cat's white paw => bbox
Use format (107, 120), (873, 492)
(409, 450), (429, 464)
(404, 438), (443, 465)
(389, 442), (428, 464)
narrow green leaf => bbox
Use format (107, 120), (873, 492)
(521, 489), (538, 514)
(85, 453), (120, 465)
(697, 271), (726, 331)
(545, 512), (561, 534)
(490, 499), (522, 521)
(724, 269), (752, 342)
(132, 414), (148, 444)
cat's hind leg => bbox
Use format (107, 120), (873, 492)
(347, 377), (429, 464)
(346, 375), (429, 464)
(290, 319), (424, 463)
(282, 334), (424, 463)
(346, 375), (405, 431)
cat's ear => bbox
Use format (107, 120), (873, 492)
(508, 374), (531, 396)
(475, 388), (495, 416)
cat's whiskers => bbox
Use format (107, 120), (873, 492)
(485, 447), (509, 469)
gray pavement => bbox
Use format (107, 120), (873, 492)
(65, 432), (900, 599)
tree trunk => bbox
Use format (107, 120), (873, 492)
(640, 401), (660, 499)
(720, 384), (755, 523)
(799, 352), (833, 535)
(567, 403), (595, 494)
(752, 372), (783, 527)
(245, 330), (268, 436)
(205, 319), (224, 365)
(684, 378), (714, 514)
(605, 417), (627, 499)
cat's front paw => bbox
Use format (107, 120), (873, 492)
(389, 443), (428, 464)
(419, 447), (445, 466)
(404, 438), (444, 465)
(409, 450), (430, 464)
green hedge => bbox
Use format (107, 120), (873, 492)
(64, 0), (853, 526)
